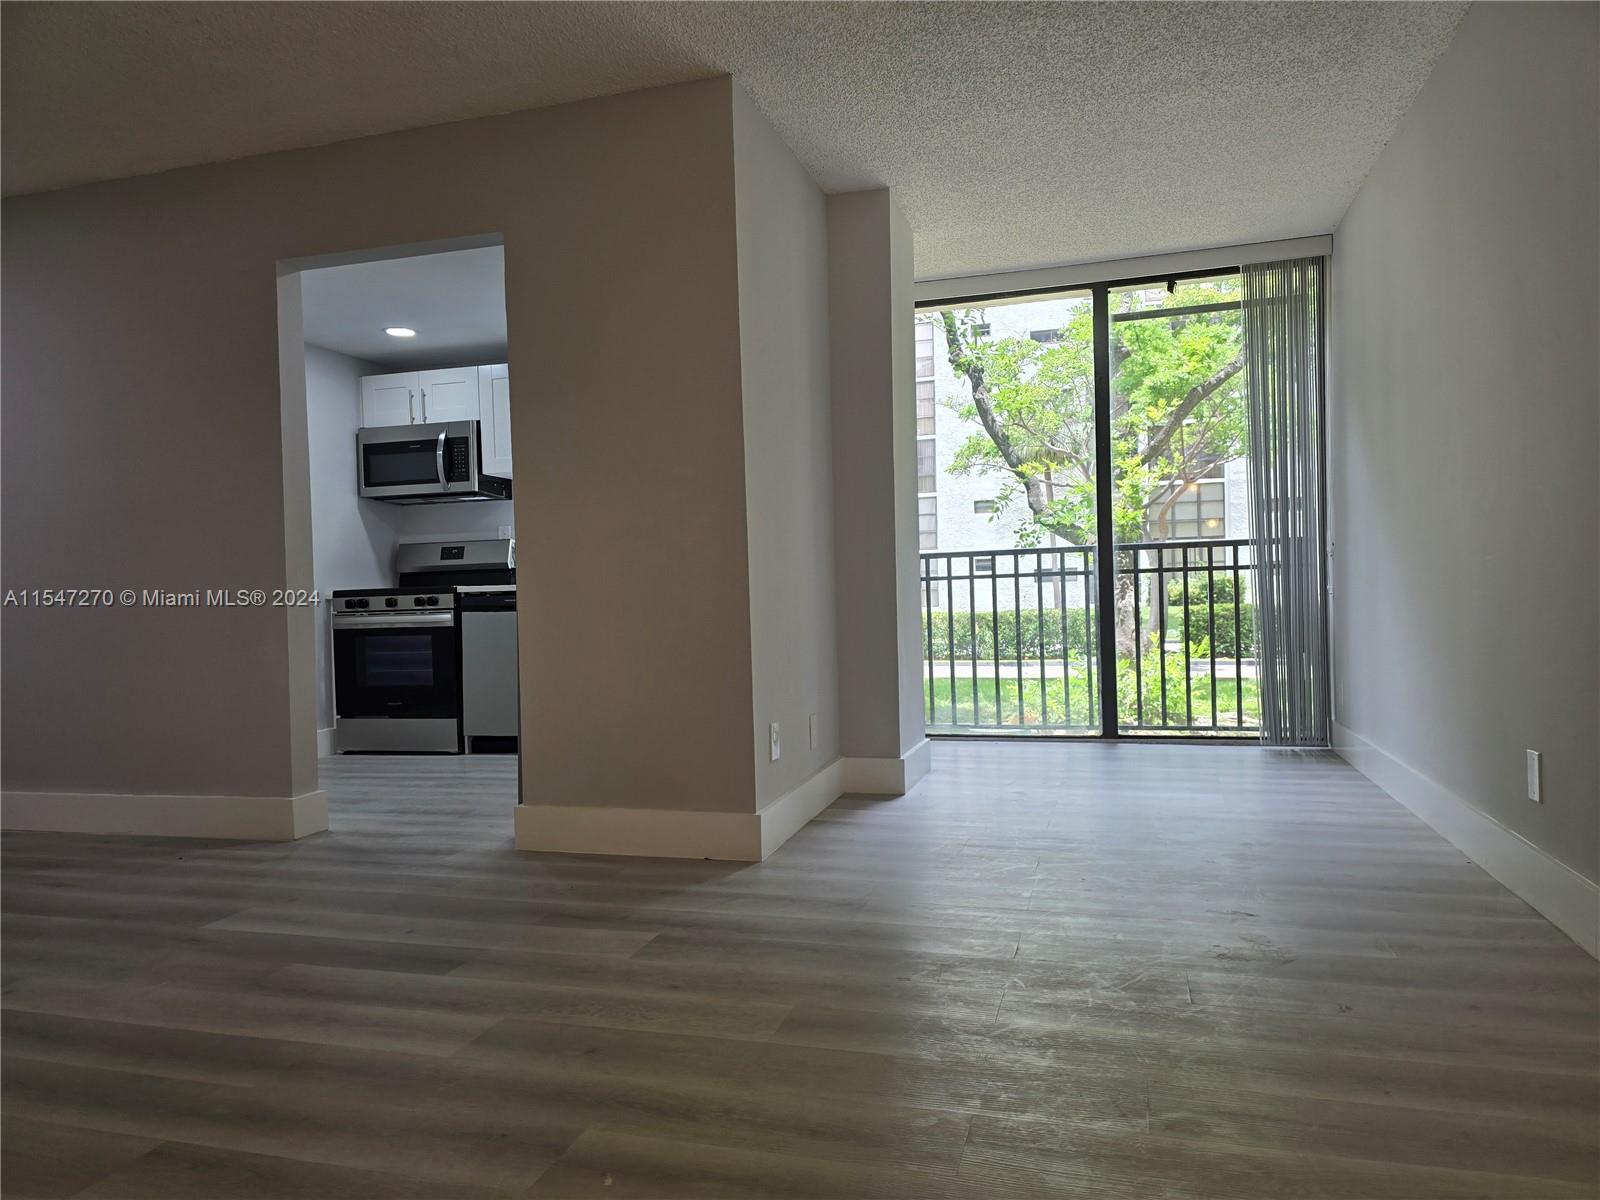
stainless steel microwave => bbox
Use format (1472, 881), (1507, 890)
(357, 421), (512, 504)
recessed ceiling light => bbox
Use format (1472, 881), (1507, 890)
(384, 327), (416, 338)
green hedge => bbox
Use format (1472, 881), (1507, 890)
(922, 599), (1254, 660)
(1167, 574), (1245, 606)
(923, 609), (1093, 660)
(1163, 576), (1256, 658)
(1205, 600), (1255, 658)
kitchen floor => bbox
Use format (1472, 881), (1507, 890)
(2, 743), (1596, 1198)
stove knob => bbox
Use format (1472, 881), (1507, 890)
(385, 597), (398, 608)
(427, 596), (439, 605)
(413, 597), (425, 607)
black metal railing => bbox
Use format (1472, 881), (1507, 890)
(920, 546), (1099, 732)
(920, 538), (1259, 736)
(1114, 538), (1259, 734)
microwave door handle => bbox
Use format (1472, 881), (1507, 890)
(435, 429), (447, 488)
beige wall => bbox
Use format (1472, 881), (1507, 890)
(1330, 2), (1599, 883)
(1, 78), (757, 817)
(887, 198), (926, 757)
(827, 190), (926, 762)
(731, 87), (840, 807)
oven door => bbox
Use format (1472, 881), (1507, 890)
(333, 611), (459, 718)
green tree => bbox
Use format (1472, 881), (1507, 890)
(933, 280), (1246, 547)
(932, 280), (1247, 657)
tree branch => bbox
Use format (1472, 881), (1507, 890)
(1138, 352), (1244, 470)
(940, 312), (1081, 541)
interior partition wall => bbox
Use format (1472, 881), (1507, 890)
(916, 253), (1324, 741)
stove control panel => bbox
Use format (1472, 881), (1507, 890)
(335, 592), (455, 612)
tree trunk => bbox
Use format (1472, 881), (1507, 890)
(1113, 569), (1139, 662)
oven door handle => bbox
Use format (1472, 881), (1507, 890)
(332, 612), (454, 630)
(435, 430), (447, 489)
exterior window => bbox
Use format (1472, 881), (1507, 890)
(971, 323), (991, 337)
(1148, 478), (1228, 540)
(973, 555), (995, 573)
(915, 322), (936, 379)
(1029, 328), (1063, 344)
(973, 499), (996, 515)
(914, 321), (939, 546)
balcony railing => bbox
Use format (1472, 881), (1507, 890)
(920, 539), (1259, 736)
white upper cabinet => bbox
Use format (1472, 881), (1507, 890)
(361, 363), (510, 475)
(417, 366), (480, 423)
(360, 372), (417, 427)
(360, 366), (483, 427)
(478, 364), (513, 478)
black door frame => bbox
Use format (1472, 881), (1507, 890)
(917, 265), (1250, 741)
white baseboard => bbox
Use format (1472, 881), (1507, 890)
(515, 801), (762, 861)
(840, 738), (931, 795)
(515, 742), (941, 862)
(758, 760), (843, 859)
(902, 737), (933, 790)
(1333, 722), (1598, 958)
(516, 757), (864, 862)
(317, 727), (335, 758)
(1, 789), (329, 842)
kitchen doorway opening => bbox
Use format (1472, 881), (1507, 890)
(276, 234), (521, 830)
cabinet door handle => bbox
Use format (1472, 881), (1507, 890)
(409, 389), (416, 423)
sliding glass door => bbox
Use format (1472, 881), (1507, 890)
(918, 268), (1264, 738)
(917, 291), (1104, 733)
(1107, 274), (1259, 734)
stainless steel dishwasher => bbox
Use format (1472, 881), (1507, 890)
(457, 586), (518, 753)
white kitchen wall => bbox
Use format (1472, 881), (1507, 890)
(390, 493), (514, 541)
(303, 344), (395, 734)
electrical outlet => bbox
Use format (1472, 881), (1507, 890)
(1526, 750), (1542, 803)
(809, 713), (818, 749)
(769, 722), (781, 762)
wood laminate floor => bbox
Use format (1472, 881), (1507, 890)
(2, 742), (1596, 1199)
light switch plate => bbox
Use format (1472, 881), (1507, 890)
(769, 723), (780, 762)
(809, 714), (818, 749)
(1526, 750), (1542, 803)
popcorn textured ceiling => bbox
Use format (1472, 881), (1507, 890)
(2, 1), (1465, 277)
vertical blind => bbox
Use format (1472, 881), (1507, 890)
(1242, 257), (1331, 747)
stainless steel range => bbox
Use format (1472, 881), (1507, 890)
(331, 538), (514, 753)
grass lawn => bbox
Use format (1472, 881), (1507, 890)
(924, 667), (1260, 731)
